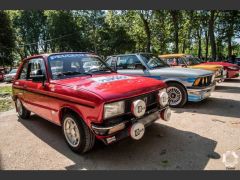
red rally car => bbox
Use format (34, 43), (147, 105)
(202, 61), (239, 79)
(12, 52), (171, 153)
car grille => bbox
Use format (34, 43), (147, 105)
(125, 90), (159, 113)
(104, 91), (159, 126)
(195, 75), (212, 87)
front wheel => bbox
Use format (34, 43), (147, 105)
(16, 98), (31, 119)
(166, 82), (187, 108)
(62, 114), (95, 154)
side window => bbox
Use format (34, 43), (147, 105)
(166, 58), (177, 66)
(117, 55), (142, 70)
(106, 57), (117, 69)
(18, 62), (28, 80)
(178, 58), (185, 65)
(27, 58), (46, 80)
(106, 58), (112, 66)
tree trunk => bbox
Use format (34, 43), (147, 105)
(227, 36), (232, 58)
(198, 30), (202, 58)
(209, 10), (216, 60)
(171, 11), (179, 53)
(182, 39), (186, 53)
(139, 13), (151, 52)
(205, 31), (209, 60)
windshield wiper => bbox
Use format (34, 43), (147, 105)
(88, 69), (112, 73)
(56, 71), (92, 77)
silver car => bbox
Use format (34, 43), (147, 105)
(106, 53), (216, 107)
(4, 69), (17, 82)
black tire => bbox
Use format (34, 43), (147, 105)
(62, 113), (95, 154)
(16, 98), (31, 119)
(166, 82), (187, 108)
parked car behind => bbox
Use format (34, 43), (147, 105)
(12, 52), (171, 153)
(106, 53), (216, 108)
(4, 68), (17, 82)
(0, 68), (5, 81)
(201, 61), (239, 79)
(159, 54), (226, 83)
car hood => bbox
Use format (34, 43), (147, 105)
(150, 67), (213, 78)
(52, 73), (166, 102)
(202, 62), (239, 68)
(189, 64), (223, 72)
(5, 73), (16, 77)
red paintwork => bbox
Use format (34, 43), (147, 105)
(202, 62), (239, 78)
(0, 68), (5, 81)
(12, 53), (166, 137)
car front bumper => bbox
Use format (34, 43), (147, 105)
(91, 107), (171, 144)
(187, 83), (216, 102)
(4, 76), (14, 82)
(215, 70), (227, 82)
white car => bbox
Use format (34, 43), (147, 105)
(4, 69), (17, 82)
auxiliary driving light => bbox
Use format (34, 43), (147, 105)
(131, 99), (146, 118)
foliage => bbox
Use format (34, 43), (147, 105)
(2, 10), (240, 64)
(0, 11), (15, 66)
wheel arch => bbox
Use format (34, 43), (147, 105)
(59, 106), (84, 126)
(164, 80), (188, 97)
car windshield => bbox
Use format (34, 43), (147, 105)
(9, 69), (17, 74)
(48, 53), (113, 80)
(140, 54), (169, 69)
(184, 57), (202, 65)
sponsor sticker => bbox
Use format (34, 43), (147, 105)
(49, 53), (90, 60)
(91, 75), (131, 83)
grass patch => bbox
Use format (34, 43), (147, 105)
(0, 86), (12, 95)
(0, 85), (14, 112)
(0, 98), (14, 112)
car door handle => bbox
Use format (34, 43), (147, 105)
(23, 84), (27, 88)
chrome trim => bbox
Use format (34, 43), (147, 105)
(92, 107), (168, 135)
(187, 83), (216, 93)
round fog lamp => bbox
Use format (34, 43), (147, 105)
(130, 122), (145, 140)
(131, 99), (146, 118)
(158, 91), (169, 106)
(161, 108), (171, 121)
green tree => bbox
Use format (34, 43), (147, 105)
(0, 11), (15, 67)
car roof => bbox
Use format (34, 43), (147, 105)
(108, 52), (153, 57)
(159, 54), (186, 58)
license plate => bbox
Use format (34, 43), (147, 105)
(137, 112), (159, 126)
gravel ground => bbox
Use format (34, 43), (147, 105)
(0, 78), (239, 170)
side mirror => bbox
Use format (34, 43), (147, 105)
(32, 75), (46, 86)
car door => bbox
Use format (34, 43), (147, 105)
(114, 55), (150, 76)
(13, 62), (29, 107)
(23, 57), (52, 121)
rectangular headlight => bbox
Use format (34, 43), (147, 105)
(104, 101), (125, 119)
(194, 78), (201, 86)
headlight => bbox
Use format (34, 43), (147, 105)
(158, 88), (168, 107)
(194, 78), (201, 86)
(104, 101), (125, 119)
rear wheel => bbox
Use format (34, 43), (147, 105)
(166, 82), (187, 108)
(62, 113), (95, 154)
(16, 98), (31, 119)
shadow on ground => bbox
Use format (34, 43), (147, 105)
(174, 97), (240, 118)
(19, 115), (219, 170)
(214, 85), (240, 94)
(223, 78), (240, 83)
